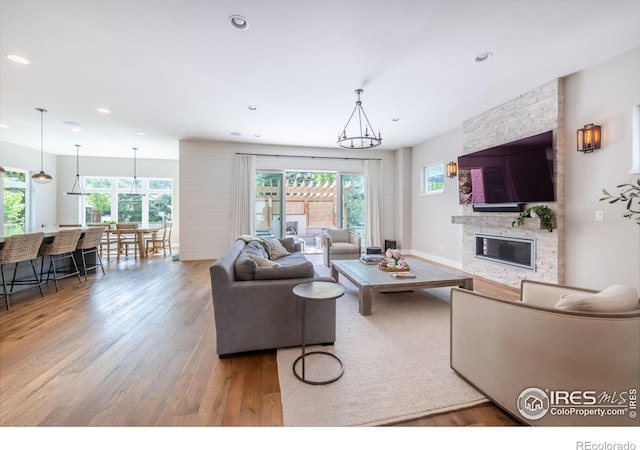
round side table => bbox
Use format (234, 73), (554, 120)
(292, 281), (345, 385)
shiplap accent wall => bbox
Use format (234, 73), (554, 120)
(179, 140), (396, 260)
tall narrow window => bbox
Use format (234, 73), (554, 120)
(84, 177), (112, 224)
(2, 169), (29, 235)
(632, 104), (639, 174)
(149, 179), (173, 223)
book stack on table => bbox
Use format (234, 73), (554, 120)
(360, 254), (385, 264)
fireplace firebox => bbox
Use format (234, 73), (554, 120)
(474, 234), (535, 270)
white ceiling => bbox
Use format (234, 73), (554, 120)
(1, 0), (639, 160)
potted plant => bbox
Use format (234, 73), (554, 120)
(600, 178), (640, 225)
(512, 205), (555, 232)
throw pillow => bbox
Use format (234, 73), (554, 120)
(278, 237), (296, 253)
(234, 252), (258, 281)
(554, 285), (639, 312)
(262, 238), (291, 260)
(246, 241), (269, 259)
(248, 254), (279, 268)
(254, 261), (315, 280)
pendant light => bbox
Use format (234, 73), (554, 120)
(123, 147), (145, 200)
(32, 107), (53, 183)
(66, 144), (88, 195)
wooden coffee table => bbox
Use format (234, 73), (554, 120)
(331, 258), (473, 316)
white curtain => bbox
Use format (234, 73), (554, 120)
(364, 159), (383, 248)
(230, 153), (256, 243)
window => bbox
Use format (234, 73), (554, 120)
(2, 169), (29, 235)
(421, 162), (445, 195)
(82, 177), (173, 226)
(632, 104), (639, 175)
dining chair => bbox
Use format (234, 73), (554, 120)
(94, 224), (116, 261)
(0, 232), (46, 310)
(75, 226), (106, 281)
(145, 222), (172, 256)
(58, 224), (82, 228)
(39, 228), (83, 292)
(116, 223), (139, 260)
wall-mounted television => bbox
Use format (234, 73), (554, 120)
(457, 130), (555, 207)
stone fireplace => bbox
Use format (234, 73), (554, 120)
(452, 79), (565, 288)
(453, 214), (560, 287)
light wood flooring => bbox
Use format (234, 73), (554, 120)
(0, 252), (521, 427)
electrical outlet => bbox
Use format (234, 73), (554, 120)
(595, 211), (604, 222)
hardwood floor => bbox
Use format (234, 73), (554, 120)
(0, 252), (521, 427)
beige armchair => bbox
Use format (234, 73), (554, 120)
(450, 280), (640, 426)
(322, 229), (361, 267)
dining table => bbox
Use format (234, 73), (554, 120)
(106, 225), (164, 259)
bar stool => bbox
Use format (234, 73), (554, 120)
(39, 229), (83, 292)
(0, 232), (45, 310)
(75, 226), (106, 281)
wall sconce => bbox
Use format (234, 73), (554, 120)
(446, 161), (457, 178)
(577, 123), (601, 153)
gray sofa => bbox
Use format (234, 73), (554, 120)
(210, 238), (337, 357)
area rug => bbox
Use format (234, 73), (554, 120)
(276, 267), (488, 427)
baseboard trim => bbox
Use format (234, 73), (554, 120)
(406, 249), (463, 271)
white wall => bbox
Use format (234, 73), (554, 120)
(56, 154), (180, 244)
(0, 141), (57, 230)
(179, 140), (396, 260)
(564, 46), (640, 291)
(393, 147), (412, 250)
(410, 127), (464, 269)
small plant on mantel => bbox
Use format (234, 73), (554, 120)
(600, 178), (640, 225)
(512, 205), (555, 232)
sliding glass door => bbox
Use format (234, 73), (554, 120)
(255, 172), (283, 238)
(254, 170), (364, 251)
(340, 174), (365, 244)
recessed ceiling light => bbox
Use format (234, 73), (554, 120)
(136, 132), (146, 136)
(474, 52), (493, 63)
(392, 117), (400, 122)
(229, 15), (248, 30)
(0, 124), (9, 129)
(253, 134), (261, 138)
(230, 131), (242, 136)
(248, 105), (257, 111)
(63, 120), (81, 127)
(71, 128), (82, 133)
(97, 108), (111, 114)
(6, 54), (30, 64)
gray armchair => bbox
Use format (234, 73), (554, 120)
(322, 229), (361, 267)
